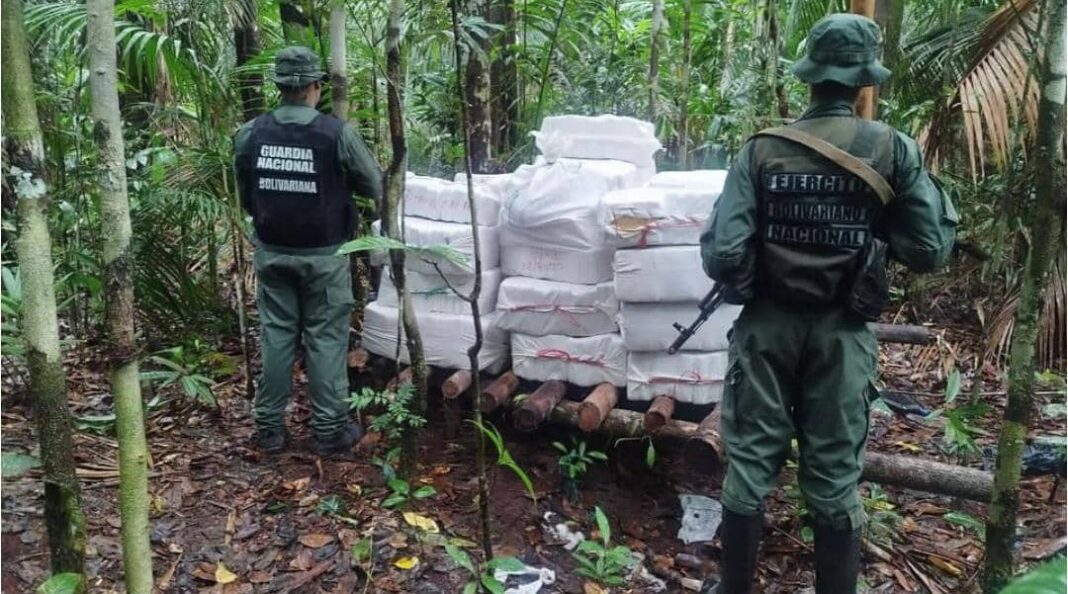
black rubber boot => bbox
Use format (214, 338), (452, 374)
(312, 423), (364, 457)
(813, 523), (861, 594)
(701, 509), (764, 594)
(256, 427), (289, 455)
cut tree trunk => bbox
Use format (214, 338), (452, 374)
(644, 395), (676, 432)
(2, 0), (87, 579)
(442, 370), (473, 399)
(870, 323), (930, 344)
(329, 5), (348, 121)
(540, 402), (994, 501)
(577, 383), (619, 432)
(481, 371), (519, 412)
(982, 1), (1066, 590)
(87, 0), (154, 591)
(513, 381), (566, 432)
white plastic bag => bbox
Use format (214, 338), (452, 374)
(377, 268), (501, 315)
(496, 277), (618, 337)
(619, 301), (741, 352)
(370, 217), (499, 276)
(362, 302), (509, 372)
(602, 186), (719, 247)
(627, 351), (729, 404)
(404, 175), (500, 226)
(534, 115), (661, 165)
(613, 246), (713, 302)
(501, 244), (615, 285)
(512, 333), (627, 387)
(648, 169), (728, 190)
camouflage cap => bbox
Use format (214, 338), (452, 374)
(791, 14), (891, 87)
(270, 46), (326, 87)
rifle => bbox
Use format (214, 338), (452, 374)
(668, 284), (725, 355)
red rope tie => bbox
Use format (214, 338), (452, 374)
(534, 348), (607, 368)
(631, 216), (707, 248)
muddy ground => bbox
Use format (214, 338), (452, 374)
(2, 318), (1065, 594)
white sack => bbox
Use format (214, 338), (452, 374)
(362, 302), (509, 372)
(500, 159), (651, 252)
(627, 351), (729, 405)
(613, 246), (713, 302)
(370, 217), (499, 275)
(501, 244), (615, 284)
(533, 115), (661, 165)
(377, 268), (501, 315)
(648, 169), (728, 190)
(619, 301), (741, 352)
(512, 333), (627, 387)
(602, 185), (720, 247)
(404, 175), (500, 226)
(452, 172), (516, 201)
(496, 277), (618, 337)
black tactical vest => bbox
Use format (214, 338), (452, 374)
(751, 116), (894, 306)
(245, 113), (351, 248)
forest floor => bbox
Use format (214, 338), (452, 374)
(2, 300), (1066, 594)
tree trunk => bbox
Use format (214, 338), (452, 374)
(87, 0), (154, 592)
(280, 0), (314, 47)
(384, 0), (429, 480)
(463, 0), (493, 172)
(851, 0), (877, 119)
(677, 0), (692, 168)
(489, 0), (518, 157)
(451, 0), (494, 559)
(718, 19), (736, 96)
(882, 0), (905, 86)
(329, 5), (348, 121)
(2, 0), (87, 581)
(233, 2), (265, 121)
(982, 0), (1066, 590)
(647, 0), (664, 124)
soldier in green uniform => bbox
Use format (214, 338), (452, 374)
(234, 47), (382, 456)
(699, 14), (957, 594)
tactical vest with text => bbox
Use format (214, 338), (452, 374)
(751, 116), (894, 306)
(246, 113), (351, 248)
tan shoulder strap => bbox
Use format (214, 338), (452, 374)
(753, 126), (896, 205)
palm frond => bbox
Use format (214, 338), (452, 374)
(917, 0), (1040, 178)
(986, 251), (1066, 370)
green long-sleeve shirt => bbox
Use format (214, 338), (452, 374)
(233, 101), (382, 215)
(701, 97), (958, 295)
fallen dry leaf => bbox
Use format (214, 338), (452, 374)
(402, 512), (439, 533)
(215, 562), (238, 584)
(927, 555), (962, 577)
(298, 533), (334, 549)
(393, 556), (419, 570)
(583, 582), (608, 594)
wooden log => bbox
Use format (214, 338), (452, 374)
(480, 371), (519, 413)
(347, 347), (370, 370)
(441, 370), (473, 400)
(540, 401), (993, 501)
(870, 323), (930, 344)
(643, 395), (676, 432)
(513, 381), (566, 432)
(578, 383), (619, 432)
(386, 367), (412, 392)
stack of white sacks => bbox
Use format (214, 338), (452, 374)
(499, 115), (660, 388)
(362, 173), (511, 373)
(604, 170), (741, 405)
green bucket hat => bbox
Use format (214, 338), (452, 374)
(791, 13), (891, 87)
(270, 46), (326, 87)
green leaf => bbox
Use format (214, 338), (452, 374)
(382, 494), (407, 508)
(36, 573), (84, 594)
(800, 526), (814, 543)
(645, 442), (657, 468)
(480, 574), (506, 594)
(998, 557), (1067, 594)
(944, 369), (962, 404)
(443, 543), (476, 574)
(351, 538), (373, 563)
(944, 511), (985, 538)
(487, 556), (526, 572)
(593, 506), (611, 543)
(388, 478), (410, 495)
(588, 450), (608, 461)
(412, 485), (437, 499)
(2, 451), (40, 478)
(552, 441), (567, 453)
(462, 582), (478, 594)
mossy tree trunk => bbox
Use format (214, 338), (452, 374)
(329, 4), (349, 121)
(87, 0), (155, 591)
(647, 0), (663, 124)
(2, 0), (88, 582)
(383, 0), (429, 479)
(982, 0), (1066, 590)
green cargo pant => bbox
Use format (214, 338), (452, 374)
(254, 242), (353, 439)
(720, 298), (878, 530)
